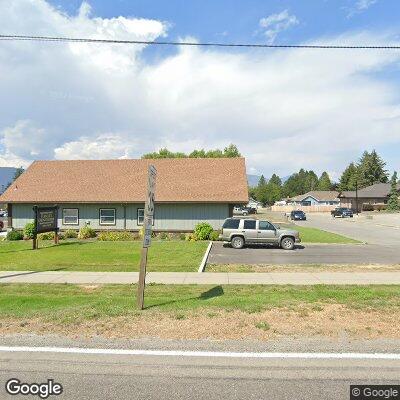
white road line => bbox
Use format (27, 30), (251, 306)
(0, 346), (400, 360)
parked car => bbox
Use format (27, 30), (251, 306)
(331, 207), (353, 218)
(219, 218), (301, 250)
(233, 206), (256, 216)
(290, 210), (306, 221)
(0, 220), (3, 231)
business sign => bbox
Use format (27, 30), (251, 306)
(143, 165), (157, 248)
(34, 206), (58, 234)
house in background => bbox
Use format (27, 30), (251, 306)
(339, 182), (400, 212)
(289, 191), (340, 206)
(0, 158), (248, 232)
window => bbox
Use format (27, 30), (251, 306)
(137, 208), (154, 226)
(99, 208), (116, 225)
(137, 208), (144, 225)
(222, 218), (240, 229)
(62, 208), (79, 225)
(259, 221), (275, 230)
(243, 220), (256, 230)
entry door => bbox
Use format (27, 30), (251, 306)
(257, 221), (277, 243)
(242, 219), (258, 242)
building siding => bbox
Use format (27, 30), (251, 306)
(11, 203), (229, 231)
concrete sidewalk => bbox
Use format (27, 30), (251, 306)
(1, 271), (400, 285)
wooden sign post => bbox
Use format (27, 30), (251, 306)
(137, 165), (157, 310)
(32, 205), (59, 250)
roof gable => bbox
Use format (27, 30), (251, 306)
(0, 158), (248, 204)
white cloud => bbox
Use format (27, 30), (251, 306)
(355, 0), (377, 11)
(259, 10), (299, 44)
(346, 0), (378, 17)
(54, 134), (136, 160)
(0, 0), (400, 178)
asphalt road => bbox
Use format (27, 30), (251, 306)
(208, 242), (400, 265)
(1, 348), (400, 400)
(296, 213), (400, 247)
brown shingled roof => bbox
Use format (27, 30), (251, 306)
(0, 158), (248, 204)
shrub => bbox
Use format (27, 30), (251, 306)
(23, 222), (35, 239)
(97, 231), (134, 241)
(38, 232), (54, 240)
(362, 204), (374, 211)
(78, 225), (96, 239)
(180, 233), (186, 241)
(209, 230), (220, 241)
(7, 230), (24, 241)
(64, 229), (78, 239)
(159, 232), (168, 240)
(185, 233), (197, 241)
(194, 222), (214, 240)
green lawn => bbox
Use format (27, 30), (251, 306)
(282, 224), (360, 244)
(0, 284), (398, 321)
(0, 240), (208, 272)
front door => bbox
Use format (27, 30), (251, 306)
(257, 220), (277, 243)
(242, 219), (258, 242)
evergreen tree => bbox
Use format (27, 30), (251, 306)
(338, 162), (358, 191)
(13, 167), (24, 180)
(257, 175), (266, 187)
(223, 144), (241, 157)
(357, 150), (388, 188)
(317, 171), (332, 191)
(265, 182), (282, 205)
(269, 173), (282, 187)
(387, 171), (400, 211)
(304, 170), (318, 192)
(255, 175), (268, 204)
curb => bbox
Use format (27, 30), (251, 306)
(198, 241), (213, 273)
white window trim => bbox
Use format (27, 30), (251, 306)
(99, 208), (116, 226)
(62, 208), (79, 225)
(137, 208), (155, 226)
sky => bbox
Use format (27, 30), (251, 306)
(1, 0), (400, 180)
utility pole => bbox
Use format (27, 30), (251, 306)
(355, 180), (359, 215)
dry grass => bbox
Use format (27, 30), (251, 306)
(1, 304), (399, 340)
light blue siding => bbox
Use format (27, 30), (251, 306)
(11, 203), (229, 231)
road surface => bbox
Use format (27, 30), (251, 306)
(1, 346), (400, 400)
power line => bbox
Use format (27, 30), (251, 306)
(0, 34), (400, 49)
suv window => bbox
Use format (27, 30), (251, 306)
(259, 221), (275, 230)
(243, 220), (256, 230)
(222, 219), (240, 229)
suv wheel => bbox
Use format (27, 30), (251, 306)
(281, 237), (295, 250)
(231, 236), (244, 249)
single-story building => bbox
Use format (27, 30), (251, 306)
(0, 158), (248, 232)
(339, 182), (400, 212)
(289, 191), (340, 206)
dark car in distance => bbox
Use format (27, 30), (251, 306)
(290, 210), (306, 221)
(331, 207), (354, 218)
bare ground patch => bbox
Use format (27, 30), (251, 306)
(207, 263), (400, 273)
(1, 304), (399, 341)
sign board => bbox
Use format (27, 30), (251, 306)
(35, 206), (58, 234)
(143, 165), (157, 248)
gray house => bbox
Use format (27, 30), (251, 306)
(0, 158), (248, 232)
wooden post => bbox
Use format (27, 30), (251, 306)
(137, 247), (148, 310)
(33, 206), (38, 250)
(54, 229), (59, 245)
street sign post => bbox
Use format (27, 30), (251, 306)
(33, 205), (59, 250)
(137, 165), (157, 309)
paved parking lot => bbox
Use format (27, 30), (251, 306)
(208, 242), (400, 265)
(296, 212), (400, 247)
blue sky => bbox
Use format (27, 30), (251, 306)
(48, 0), (399, 45)
(1, 0), (400, 180)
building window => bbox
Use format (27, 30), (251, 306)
(137, 208), (155, 226)
(99, 208), (116, 225)
(62, 208), (79, 225)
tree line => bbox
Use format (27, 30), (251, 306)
(250, 150), (398, 208)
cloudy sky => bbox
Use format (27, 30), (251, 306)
(1, 0), (400, 179)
